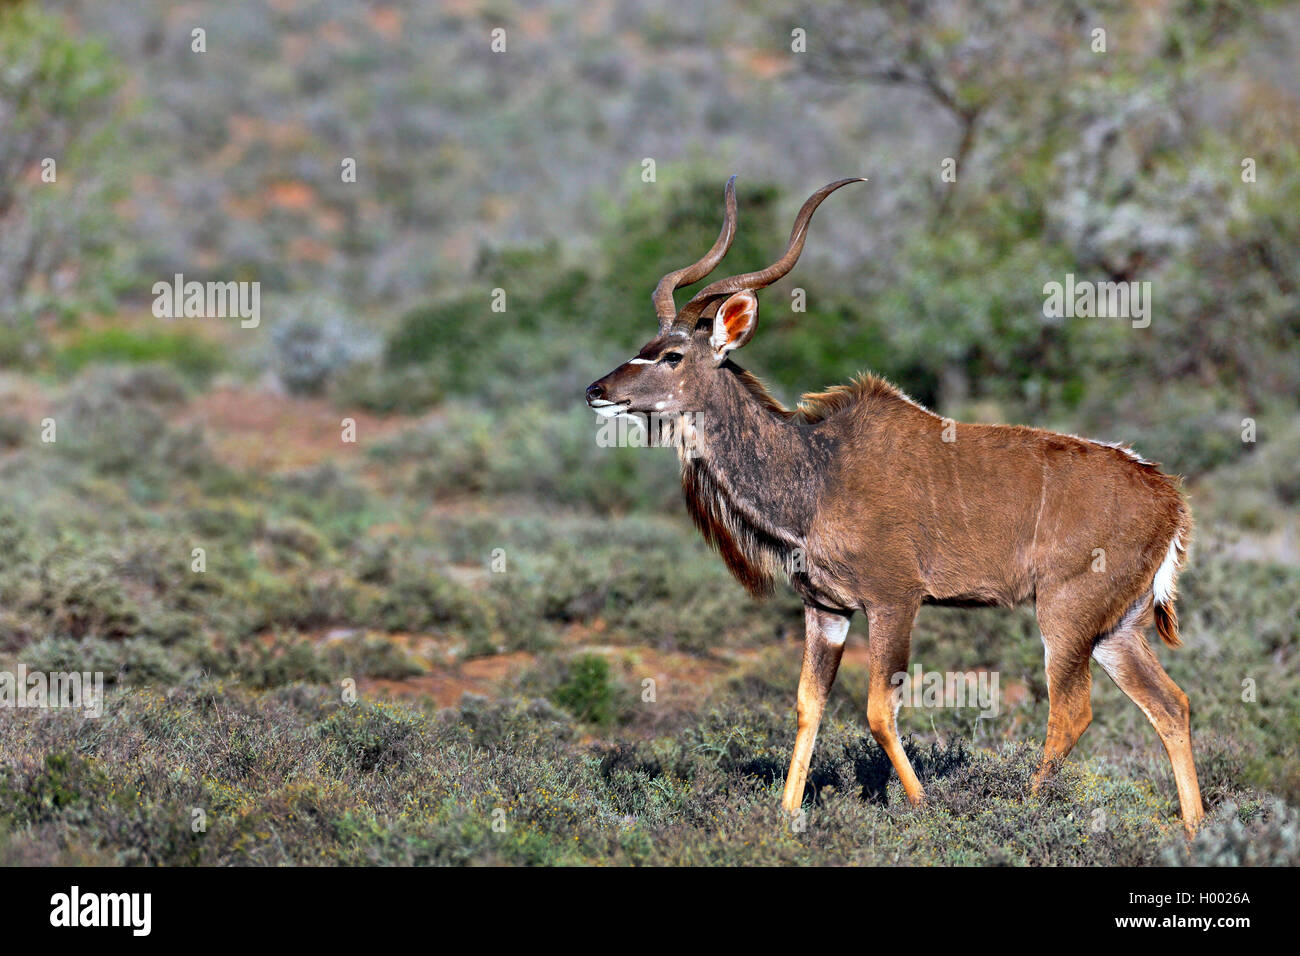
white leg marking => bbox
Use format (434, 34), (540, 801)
(822, 615), (850, 646)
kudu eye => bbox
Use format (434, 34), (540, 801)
(661, 352), (684, 367)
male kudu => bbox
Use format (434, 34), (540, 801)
(586, 177), (1203, 834)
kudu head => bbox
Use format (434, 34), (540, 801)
(585, 176), (866, 418)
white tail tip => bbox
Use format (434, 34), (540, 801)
(1152, 533), (1184, 605)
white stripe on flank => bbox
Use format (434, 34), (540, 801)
(1152, 533), (1183, 605)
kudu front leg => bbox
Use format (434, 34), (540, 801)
(866, 602), (926, 805)
(781, 605), (850, 814)
(1030, 595), (1096, 794)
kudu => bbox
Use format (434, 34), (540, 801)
(586, 177), (1204, 834)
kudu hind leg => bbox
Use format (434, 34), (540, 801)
(1092, 625), (1204, 834)
(781, 605), (849, 814)
(866, 603), (925, 805)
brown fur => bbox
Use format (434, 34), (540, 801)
(677, 364), (1203, 834)
(680, 456), (784, 597)
(707, 368), (1193, 636)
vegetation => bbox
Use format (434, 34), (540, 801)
(0, 0), (1296, 865)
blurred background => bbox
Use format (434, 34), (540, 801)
(0, 0), (1297, 865)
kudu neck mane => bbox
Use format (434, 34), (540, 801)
(678, 362), (843, 597)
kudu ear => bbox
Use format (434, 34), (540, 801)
(709, 291), (758, 363)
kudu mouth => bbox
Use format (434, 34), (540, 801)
(587, 397), (630, 417)
(585, 379), (630, 416)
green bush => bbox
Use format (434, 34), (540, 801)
(549, 654), (621, 727)
(0, 2), (124, 320)
(56, 329), (223, 384)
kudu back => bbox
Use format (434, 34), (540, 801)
(586, 176), (1203, 834)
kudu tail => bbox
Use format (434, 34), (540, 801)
(1154, 597), (1181, 648)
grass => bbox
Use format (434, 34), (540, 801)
(0, 359), (1296, 865)
(2, 684), (1295, 866)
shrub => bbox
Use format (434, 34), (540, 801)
(550, 654), (621, 727)
(316, 702), (428, 774)
(55, 328), (223, 384)
(1170, 799), (1300, 866)
(365, 567), (497, 649)
(272, 299), (369, 395)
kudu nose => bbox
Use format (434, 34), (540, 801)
(585, 383), (605, 405)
